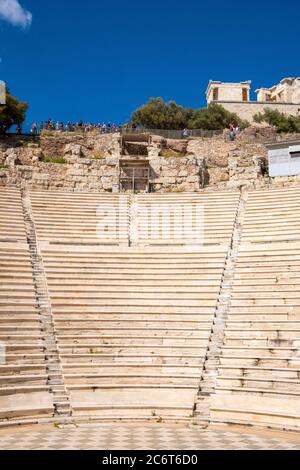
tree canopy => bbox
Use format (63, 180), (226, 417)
(131, 98), (249, 130)
(131, 98), (193, 130)
(0, 87), (28, 134)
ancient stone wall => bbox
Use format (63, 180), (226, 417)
(1, 128), (300, 193)
(0, 133), (117, 191)
(218, 101), (300, 123)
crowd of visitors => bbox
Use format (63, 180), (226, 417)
(30, 120), (122, 135)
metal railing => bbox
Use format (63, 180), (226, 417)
(119, 128), (223, 139)
(4, 127), (223, 140)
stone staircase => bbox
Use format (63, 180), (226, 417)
(193, 189), (248, 425)
(21, 190), (73, 423)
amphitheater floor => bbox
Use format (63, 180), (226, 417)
(0, 423), (299, 450)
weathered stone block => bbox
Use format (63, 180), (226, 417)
(105, 157), (119, 166)
(208, 168), (229, 184)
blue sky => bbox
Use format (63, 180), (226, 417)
(0, 0), (300, 130)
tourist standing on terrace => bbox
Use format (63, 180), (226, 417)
(229, 123), (237, 141)
(31, 122), (38, 135)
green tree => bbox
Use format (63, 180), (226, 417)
(131, 97), (194, 130)
(131, 98), (248, 130)
(0, 87), (28, 134)
(254, 108), (300, 133)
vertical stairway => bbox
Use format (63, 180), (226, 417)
(21, 189), (73, 423)
(129, 194), (139, 247)
(193, 188), (248, 426)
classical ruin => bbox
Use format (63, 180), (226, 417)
(206, 77), (300, 122)
(256, 77), (300, 103)
(206, 81), (251, 104)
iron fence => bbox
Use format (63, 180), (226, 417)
(4, 128), (223, 140)
(120, 128), (223, 139)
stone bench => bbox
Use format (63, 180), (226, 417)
(51, 306), (216, 314)
(210, 394), (300, 430)
(72, 404), (192, 421)
(0, 405), (54, 422)
(217, 377), (300, 393)
(215, 385), (300, 399)
(61, 353), (205, 366)
(3, 353), (54, 365)
(226, 320), (300, 329)
(0, 374), (49, 386)
(221, 346), (300, 358)
(217, 365), (300, 378)
(58, 335), (209, 347)
(64, 373), (199, 386)
(55, 319), (212, 328)
(62, 363), (203, 374)
(59, 345), (208, 355)
(220, 356), (300, 368)
(56, 328), (210, 337)
(54, 313), (214, 321)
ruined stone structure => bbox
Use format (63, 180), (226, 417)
(2, 128), (300, 195)
(256, 77), (300, 103)
(206, 81), (251, 104)
(206, 78), (300, 123)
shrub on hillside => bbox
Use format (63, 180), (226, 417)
(253, 108), (300, 133)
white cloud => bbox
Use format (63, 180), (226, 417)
(0, 0), (32, 28)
